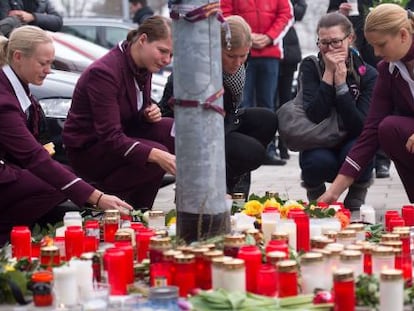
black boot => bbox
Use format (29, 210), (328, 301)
(344, 180), (372, 211)
(278, 137), (290, 160)
(301, 182), (326, 202)
(263, 139), (286, 166)
(229, 172), (251, 200)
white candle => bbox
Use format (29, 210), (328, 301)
(309, 219), (322, 239)
(380, 269), (403, 311)
(360, 205), (376, 224)
(53, 265), (79, 306)
(300, 252), (326, 294)
(70, 259), (94, 293)
(261, 211), (279, 243)
(221, 259), (246, 293)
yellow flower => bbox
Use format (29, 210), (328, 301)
(167, 216), (176, 226)
(263, 198), (281, 210)
(243, 200), (263, 216)
(279, 200), (305, 219)
(4, 264), (15, 272)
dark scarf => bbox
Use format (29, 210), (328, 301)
(222, 65), (245, 110)
(121, 40), (151, 91)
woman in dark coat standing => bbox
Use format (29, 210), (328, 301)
(277, 0), (307, 159)
(0, 26), (131, 245)
(63, 16), (175, 210)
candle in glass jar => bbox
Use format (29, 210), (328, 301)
(136, 228), (156, 262)
(288, 209), (310, 252)
(221, 258), (246, 293)
(384, 210), (400, 232)
(40, 245), (60, 267)
(276, 219), (296, 251)
(173, 254), (196, 297)
(237, 245), (262, 294)
(114, 241), (135, 285)
(360, 204), (376, 224)
(256, 264), (277, 297)
(223, 234), (245, 258)
(372, 246), (395, 277)
(10, 226), (31, 259)
(379, 269), (403, 311)
(401, 205), (414, 226)
(266, 241), (289, 260)
(339, 250), (363, 279)
(53, 264), (79, 306)
(346, 223), (365, 242)
(300, 252), (325, 294)
(103, 217), (119, 243)
(276, 260), (298, 297)
(336, 230), (357, 246)
(148, 210), (166, 230)
(149, 237), (172, 263)
(189, 247), (209, 289)
(65, 225), (84, 260)
(202, 250), (224, 290)
(211, 256), (233, 290)
(104, 247), (128, 295)
(261, 209), (279, 243)
(333, 268), (355, 311)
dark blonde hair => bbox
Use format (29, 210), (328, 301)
(221, 15), (252, 50)
(127, 15), (172, 43)
(0, 25), (52, 66)
(317, 12), (354, 36)
(365, 3), (414, 36)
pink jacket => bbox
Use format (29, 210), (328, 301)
(221, 0), (294, 59)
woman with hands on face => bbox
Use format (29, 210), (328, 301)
(62, 16), (175, 211)
(299, 12), (377, 210)
(319, 4), (414, 205)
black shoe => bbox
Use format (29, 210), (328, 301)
(280, 149), (290, 160)
(375, 164), (390, 178)
(263, 154), (286, 166)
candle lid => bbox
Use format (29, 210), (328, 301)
(271, 232), (289, 241)
(380, 240), (402, 248)
(224, 234), (246, 246)
(339, 250), (362, 261)
(32, 270), (53, 282)
(276, 260), (297, 272)
(311, 237), (334, 249)
(323, 230), (338, 240)
(200, 243), (216, 251)
(149, 286), (179, 300)
(346, 223), (365, 232)
(392, 247), (402, 255)
(345, 244), (363, 252)
(163, 250), (182, 261)
(265, 191), (279, 198)
(104, 216), (118, 224)
(174, 254), (195, 263)
(104, 209), (120, 217)
(231, 193), (245, 200)
(380, 269), (403, 281)
(204, 250), (224, 261)
(212, 256), (233, 267)
(190, 247), (209, 258)
(154, 229), (168, 237)
(333, 268), (353, 281)
(337, 229), (357, 238)
(392, 226), (410, 233)
(176, 245), (194, 254)
(40, 245), (59, 254)
(393, 230), (410, 239)
(80, 252), (100, 263)
(115, 231), (132, 241)
(372, 246), (394, 256)
(381, 233), (400, 242)
(311, 248), (332, 258)
(148, 210), (165, 217)
(300, 252), (323, 263)
(223, 258), (245, 270)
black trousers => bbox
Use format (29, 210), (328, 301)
(225, 107), (277, 189)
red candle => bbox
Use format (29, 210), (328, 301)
(84, 219), (100, 249)
(114, 241), (135, 285)
(83, 236), (98, 253)
(103, 217), (119, 243)
(31, 241), (41, 258)
(53, 236), (66, 262)
(130, 222), (146, 232)
(237, 245), (262, 294)
(385, 210), (400, 232)
(266, 240), (289, 259)
(288, 210), (310, 252)
(362, 246), (373, 275)
(395, 231), (411, 255)
(104, 248), (128, 295)
(150, 262), (172, 287)
(40, 246), (60, 267)
(276, 260), (298, 297)
(191, 248), (209, 289)
(389, 217), (405, 232)
(136, 228), (155, 262)
(256, 264), (277, 297)
(65, 225), (84, 260)
(173, 254), (196, 297)
(11, 226), (32, 259)
(149, 237), (172, 263)
(333, 269), (355, 311)
(402, 205), (414, 226)
(223, 234), (245, 258)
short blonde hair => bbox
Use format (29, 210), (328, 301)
(0, 25), (52, 66)
(221, 15), (252, 50)
(365, 3), (414, 36)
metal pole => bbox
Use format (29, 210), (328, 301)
(122, 0), (130, 20)
(172, 0), (230, 243)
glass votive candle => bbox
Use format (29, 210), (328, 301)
(136, 228), (156, 262)
(360, 204), (376, 224)
(150, 262), (172, 287)
(40, 245), (60, 268)
(237, 245), (262, 294)
(324, 230), (338, 242)
(221, 258), (246, 293)
(103, 217), (119, 243)
(31, 270), (53, 307)
(311, 236), (334, 249)
(190, 247), (210, 290)
(276, 260), (298, 297)
(393, 229), (410, 255)
(346, 223), (365, 241)
(256, 264), (277, 297)
(173, 254), (196, 298)
(104, 248), (128, 295)
(372, 246), (395, 277)
(245, 228), (263, 245)
(10, 226), (32, 259)
(339, 250), (363, 279)
(333, 268), (355, 311)
(309, 218), (323, 239)
(267, 250), (287, 265)
(336, 230), (357, 246)
(211, 256), (233, 290)
(389, 217), (405, 232)
(261, 209), (279, 243)
(300, 252), (326, 294)
(149, 236), (172, 263)
(379, 269), (403, 311)
(266, 240), (289, 259)
(148, 210), (166, 230)
(320, 218), (341, 234)
(114, 241), (135, 285)
(362, 243), (374, 275)
(384, 210), (400, 232)
(53, 264), (79, 307)
(276, 219), (297, 251)
(65, 225), (84, 261)
(201, 250), (224, 290)
(223, 234), (245, 258)
(401, 205), (414, 227)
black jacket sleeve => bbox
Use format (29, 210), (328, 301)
(31, 0), (63, 32)
(293, 0), (307, 21)
(158, 73), (175, 118)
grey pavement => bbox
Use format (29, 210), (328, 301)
(154, 152), (409, 224)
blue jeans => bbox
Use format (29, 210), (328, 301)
(299, 138), (374, 187)
(241, 58), (279, 111)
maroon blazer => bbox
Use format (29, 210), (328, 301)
(63, 41), (155, 168)
(0, 69), (94, 206)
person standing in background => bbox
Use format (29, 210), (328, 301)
(221, 0), (293, 166)
(277, 0), (307, 160)
(0, 0), (62, 37)
(129, 0), (154, 25)
(328, 0), (391, 179)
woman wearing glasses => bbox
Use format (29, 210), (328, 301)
(320, 4), (414, 205)
(299, 12), (377, 210)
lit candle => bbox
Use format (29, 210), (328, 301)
(148, 210), (166, 230)
(10, 226), (31, 259)
(339, 250), (363, 279)
(372, 246), (395, 277)
(40, 245), (60, 267)
(379, 269), (403, 311)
